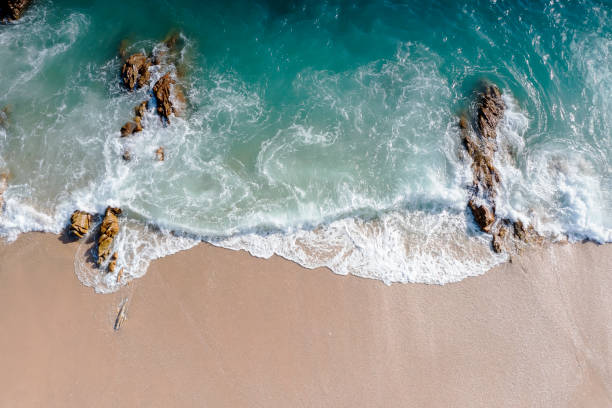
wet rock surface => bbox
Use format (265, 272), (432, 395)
(460, 83), (540, 253)
(153, 73), (175, 124)
(0, 0), (31, 22)
(121, 53), (151, 91)
(97, 207), (121, 265)
(69, 210), (92, 238)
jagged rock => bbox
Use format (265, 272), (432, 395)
(98, 207), (121, 265)
(0, 0), (31, 22)
(460, 83), (542, 254)
(155, 147), (164, 161)
(468, 199), (495, 233)
(120, 121), (137, 137)
(108, 252), (118, 273)
(69, 210), (92, 238)
(133, 116), (143, 132)
(135, 101), (147, 118)
(153, 73), (175, 123)
(121, 53), (151, 91)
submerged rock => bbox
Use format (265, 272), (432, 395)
(98, 207), (121, 265)
(155, 146), (164, 161)
(121, 53), (151, 91)
(0, 0), (31, 22)
(153, 73), (175, 123)
(69, 210), (92, 238)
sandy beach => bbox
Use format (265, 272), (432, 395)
(0, 233), (610, 407)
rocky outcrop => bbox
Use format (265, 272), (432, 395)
(97, 207), (121, 265)
(0, 0), (31, 22)
(69, 210), (92, 238)
(153, 73), (175, 124)
(121, 53), (151, 91)
(460, 83), (539, 253)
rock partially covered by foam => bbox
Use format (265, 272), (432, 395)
(121, 53), (151, 91)
(69, 210), (92, 238)
(153, 73), (175, 124)
(98, 207), (121, 264)
(460, 83), (540, 253)
(461, 83), (505, 234)
(0, 0), (31, 22)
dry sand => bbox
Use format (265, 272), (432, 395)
(0, 232), (611, 407)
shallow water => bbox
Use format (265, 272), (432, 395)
(0, 0), (610, 291)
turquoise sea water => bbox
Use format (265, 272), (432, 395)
(0, 0), (610, 290)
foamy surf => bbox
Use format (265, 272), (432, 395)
(0, 0), (610, 292)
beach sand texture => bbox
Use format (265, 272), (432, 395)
(1, 233), (611, 407)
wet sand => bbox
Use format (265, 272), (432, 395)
(0, 232), (611, 407)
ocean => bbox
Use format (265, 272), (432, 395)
(0, 0), (610, 292)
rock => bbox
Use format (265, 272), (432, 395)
(460, 83), (542, 254)
(121, 53), (151, 91)
(98, 207), (121, 265)
(134, 101), (147, 118)
(69, 210), (92, 238)
(461, 84), (505, 234)
(155, 147), (164, 161)
(122, 150), (131, 161)
(117, 268), (124, 283)
(108, 253), (118, 273)
(0, 105), (10, 128)
(468, 199), (495, 233)
(153, 73), (175, 123)
(120, 121), (137, 137)
(513, 220), (528, 242)
(0, 0), (31, 22)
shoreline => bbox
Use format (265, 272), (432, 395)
(1, 232), (611, 406)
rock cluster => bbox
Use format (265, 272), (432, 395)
(120, 101), (147, 138)
(97, 207), (121, 264)
(0, 0), (31, 22)
(460, 83), (539, 253)
(69, 210), (91, 238)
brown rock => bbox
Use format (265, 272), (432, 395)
(468, 199), (495, 233)
(122, 150), (131, 161)
(121, 53), (151, 91)
(69, 210), (92, 239)
(120, 121), (136, 137)
(1, 0), (31, 22)
(98, 207), (121, 265)
(153, 73), (175, 123)
(108, 260), (117, 273)
(513, 220), (528, 242)
(117, 268), (124, 283)
(134, 101), (147, 118)
(155, 147), (165, 161)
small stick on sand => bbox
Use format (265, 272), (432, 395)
(114, 298), (129, 331)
